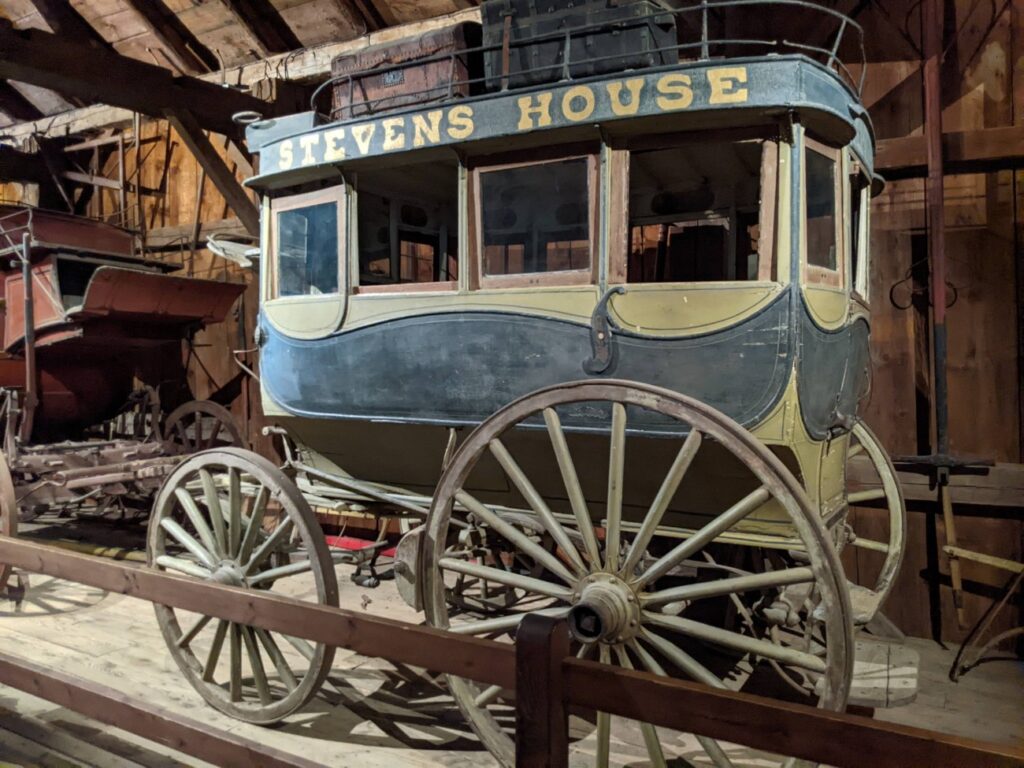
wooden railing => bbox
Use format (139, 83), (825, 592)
(0, 537), (1020, 768)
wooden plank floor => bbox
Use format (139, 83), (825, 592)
(0, 524), (1020, 766)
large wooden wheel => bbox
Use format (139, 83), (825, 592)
(421, 380), (853, 767)
(148, 448), (337, 724)
(163, 401), (244, 455)
(842, 421), (906, 626)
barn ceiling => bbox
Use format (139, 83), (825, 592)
(0, 0), (479, 128)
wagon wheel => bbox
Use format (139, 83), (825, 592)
(421, 380), (852, 767)
(842, 421), (906, 626)
(148, 448), (338, 724)
(163, 401), (243, 455)
(0, 450), (16, 592)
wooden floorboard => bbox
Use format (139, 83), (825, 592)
(0, 524), (1019, 767)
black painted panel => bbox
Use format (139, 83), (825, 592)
(260, 295), (793, 434)
(797, 306), (871, 439)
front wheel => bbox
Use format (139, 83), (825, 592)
(421, 380), (853, 767)
(148, 448), (337, 724)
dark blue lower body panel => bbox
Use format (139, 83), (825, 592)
(260, 297), (794, 434)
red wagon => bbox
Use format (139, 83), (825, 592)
(0, 206), (246, 587)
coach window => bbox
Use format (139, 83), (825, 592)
(803, 138), (844, 288)
(270, 186), (346, 298)
(355, 157), (459, 293)
(625, 138), (775, 283)
(473, 155), (596, 288)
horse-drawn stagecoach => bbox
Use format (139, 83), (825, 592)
(63, 1), (914, 764)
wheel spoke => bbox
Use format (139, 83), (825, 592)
(228, 468), (242, 557)
(543, 407), (602, 568)
(643, 567), (815, 607)
(173, 487), (219, 557)
(636, 628), (725, 689)
(847, 442), (865, 459)
(229, 623), (242, 702)
(200, 469), (228, 557)
(244, 516), (295, 576)
(282, 634), (316, 661)
(604, 402), (627, 573)
(620, 430), (702, 578)
(488, 438), (586, 576)
(850, 536), (889, 553)
(440, 557), (573, 601)
(174, 421), (191, 452)
(203, 620), (229, 682)
(177, 614), (213, 649)
(637, 486), (771, 587)
(158, 520), (217, 571)
(156, 554), (211, 580)
(241, 626), (272, 705)
(596, 644), (612, 768)
(643, 612), (827, 674)
(456, 491), (576, 585)
(612, 645), (667, 768)
(255, 628), (298, 692)
(448, 606), (569, 636)
(848, 488), (886, 504)
(631, 639), (735, 768)
(247, 558), (315, 588)
(474, 684), (504, 707)
(239, 486), (269, 564)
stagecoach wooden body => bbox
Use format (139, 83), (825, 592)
(0, 206), (246, 588)
(149, 2), (915, 764)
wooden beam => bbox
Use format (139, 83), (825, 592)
(0, 81), (43, 122)
(0, 25), (280, 136)
(1, 7), (481, 140)
(145, 217), (247, 251)
(565, 657), (1024, 768)
(0, 652), (321, 768)
(0, 537), (516, 691)
(876, 126), (1024, 178)
(166, 109), (260, 236)
(848, 457), (1024, 509)
(26, 0), (110, 49)
(219, 0), (303, 55)
(61, 169), (121, 190)
(122, 0), (218, 74)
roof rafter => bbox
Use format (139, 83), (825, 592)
(0, 81), (44, 122)
(122, 0), (218, 74)
(0, 25), (284, 136)
(219, 0), (303, 55)
(26, 0), (110, 49)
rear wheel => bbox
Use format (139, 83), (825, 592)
(421, 380), (852, 767)
(163, 401), (243, 455)
(842, 421), (906, 625)
(148, 448), (337, 724)
(0, 450), (16, 591)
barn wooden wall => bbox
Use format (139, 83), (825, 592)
(852, 0), (1023, 641)
(0, 0), (1021, 642)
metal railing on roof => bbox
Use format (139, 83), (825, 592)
(310, 0), (867, 121)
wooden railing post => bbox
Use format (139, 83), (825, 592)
(515, 614), (570, 768)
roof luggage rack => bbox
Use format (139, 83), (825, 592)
(311, 0), (867, 120)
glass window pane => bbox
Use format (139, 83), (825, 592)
(806, 149), (837, 271)
(277, 202), (338, 296)
(481, 159), (590, 276)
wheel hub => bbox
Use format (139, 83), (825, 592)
(568, 573), (640, 645)
(209, 560), (246, 588)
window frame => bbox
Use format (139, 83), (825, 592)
(612, 135), (779, 287)
(848, 157), (870, 302)
(268, 185), (347, 301)
(470, 153), (600, 290)
(802, 136), (845, 290)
